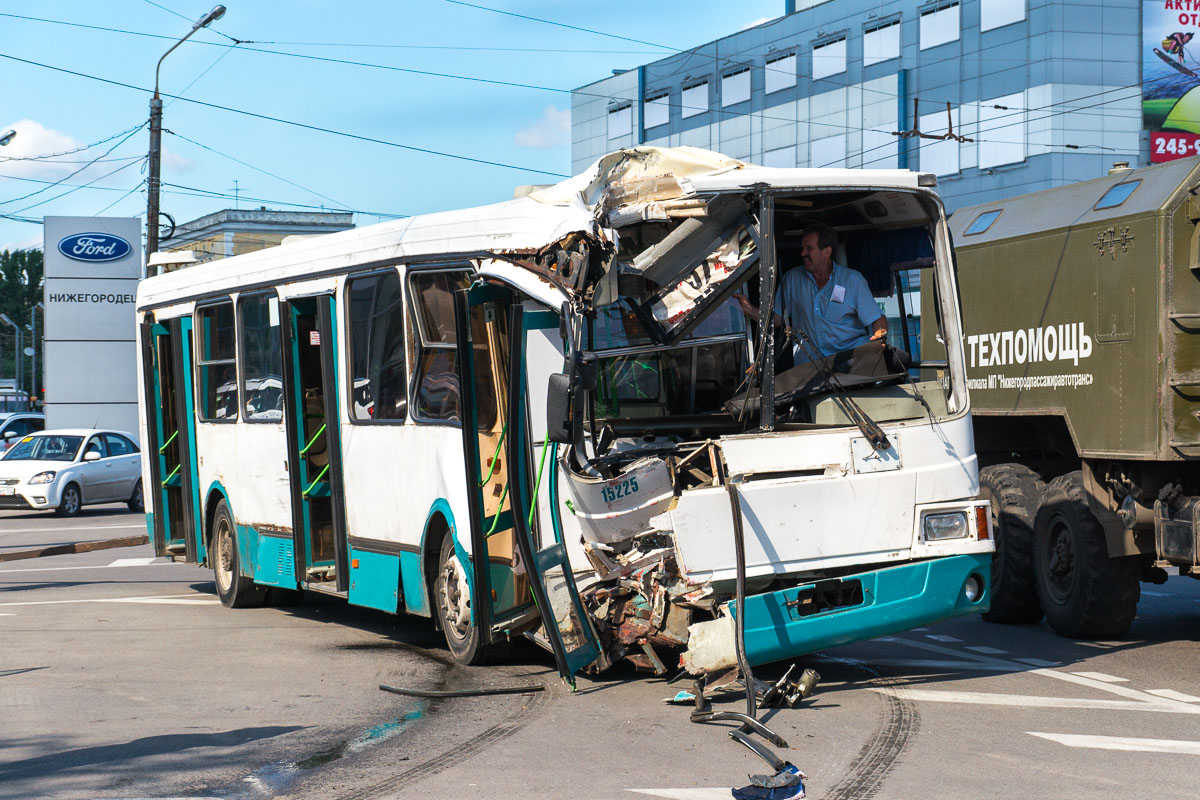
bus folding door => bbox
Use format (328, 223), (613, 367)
(141, 317), (203, 562)
(454, 285), (600, 686)
(280, 295), (350, 593)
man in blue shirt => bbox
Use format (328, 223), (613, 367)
(737, 225), (886, 359)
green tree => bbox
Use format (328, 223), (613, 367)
(0, 248), (45, 403)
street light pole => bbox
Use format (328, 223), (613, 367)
(0, 314), (22, 395)
(31, 303), (43, 409)
(146, 5), (227, 266)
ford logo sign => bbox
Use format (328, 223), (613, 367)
(58, 232), (132, 263)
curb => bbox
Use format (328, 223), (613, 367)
(0, 535), (150, 563)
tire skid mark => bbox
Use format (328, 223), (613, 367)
(821, 670), (919, 800)
(331, 667), (548, 800)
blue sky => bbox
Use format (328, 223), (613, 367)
(0, 0), (781, 252)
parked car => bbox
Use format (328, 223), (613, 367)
(0, 412), (45, 453)
(0, 429), (143, 516)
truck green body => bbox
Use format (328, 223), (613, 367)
(922, 156), (1200, 637)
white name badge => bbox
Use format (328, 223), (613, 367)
(830, 284), (846, 303)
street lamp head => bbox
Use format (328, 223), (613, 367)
(0, 129), (16, 147)
(195, 5), (226, 29)
(0, 313), (15, 327)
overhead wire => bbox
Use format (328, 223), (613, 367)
(0, 124), (146, 207)
(0, 124), (145, 162)
(94, 181), (147, 216)
(8, 157), (148, 216)
(0, 51), (570, 178)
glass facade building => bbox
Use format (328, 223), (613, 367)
(571, 0), (1145, 212)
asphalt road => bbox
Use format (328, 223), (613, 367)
(4, 508), (1200, 799)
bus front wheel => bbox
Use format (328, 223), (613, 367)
(434, 536), (510, 665)
(211, 500), (266, 609)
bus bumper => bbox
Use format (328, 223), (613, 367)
(734, 553), (991, 667)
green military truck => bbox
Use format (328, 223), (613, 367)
(921, 157), (1200, 638)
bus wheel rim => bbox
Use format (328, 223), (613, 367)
(440, 553), (471, 639)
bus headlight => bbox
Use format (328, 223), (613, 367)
(923, 511), (968, 541)
(28, 471), (57, 484)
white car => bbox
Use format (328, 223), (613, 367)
(0, 412), (45, 453)
(0, 429), (143, 516)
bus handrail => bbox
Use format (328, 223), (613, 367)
(299, 424), (326, 455)
(159, 430), (178, 453)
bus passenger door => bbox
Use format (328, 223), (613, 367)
(142, 317), (203, 562)
(454, 286), (600, 686)
(281, 295), (350, 593)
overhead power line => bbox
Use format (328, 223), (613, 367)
(0, 51), (569, 178)
(0, 124), (145, 162)
(0, 124), (146, 207)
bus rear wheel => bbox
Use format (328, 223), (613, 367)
(211, 500), (266, 609)
(1033, 472), (1140, 639)
(434, 536), (510, 665)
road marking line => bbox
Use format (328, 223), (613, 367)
(852, 658), (1015, 671)
(1014, 658), (1060, 667)
(965, 646), (1008, 655)
(0, 559), (171, 574)
(1028, 732), (1200, 754)
(0, 593), (213, 607)
(1071, 671), (1129, 683)
(0, 523), (143, 535)
(1147, 689), (1200, 703)
(910, 627), (930, 631)
(1141, 590), (1170, 597)
(107, 557), (158, 567)
(924, 634), (962, 642)
(879, 689), (1200, 713)
(628, 789), (737, 799)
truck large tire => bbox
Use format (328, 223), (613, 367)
(1033, 471), (1140, 639)
(979, 464), (1045, 624)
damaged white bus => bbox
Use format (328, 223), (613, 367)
(135, 147), (991, 685)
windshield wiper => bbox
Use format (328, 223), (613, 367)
(787, 327), (892, 452)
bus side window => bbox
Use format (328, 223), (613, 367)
(196, 299), (238, 421)
(408, 270), (470, 423)
(347, 270), (407, 421)
(238, 292), (283, 422)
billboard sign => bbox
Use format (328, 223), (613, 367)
(1144, 1), (1200, 159)
(43, 217), (141, 433)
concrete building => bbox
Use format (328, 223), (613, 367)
(162, 208), (354, 264)
(572, 0), (1152, 212)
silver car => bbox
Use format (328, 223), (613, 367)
(0, 429), (143, 516)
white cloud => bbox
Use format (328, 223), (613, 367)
(515, 106), (571, 149)
(0, 119), (83, 181)
(164, 148), (196, 172)
(741, 16), (773, 30)
(1, 234), (45, 253)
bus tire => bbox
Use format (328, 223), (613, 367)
(211, 500), (266, 609)
(1033, 471), (1140, 639)
(434, 536), (510, 665)
(979, 464), (1044, 624)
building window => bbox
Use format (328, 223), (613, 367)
(920, 3), (960, 50)
(408, 270), (470, 423)
(238, 292), (283, 422)
(761, 146), (796, 168)
(862, 128), (899, 169)
(1095, 180), (1142, 211)
(978, 93), (1025, 169)
(964, 210), (1003, 235)
(347, 270), (407, 422)
(643, 92), (670, 129)
(196, 299), (238, 421)
(812, 38), (847, 81)
(811, 134), (847, 168)
(918, 106), (960, 175)
(681, 82), (709, 118)
(722, 67), (751, 107)
(764, 53), (797, 94)
(864, 20), (901, 66)
(981, 0), (1024, 32)
(607, 104), (632, 139)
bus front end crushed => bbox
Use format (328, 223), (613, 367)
(517, 146), (991, 677)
